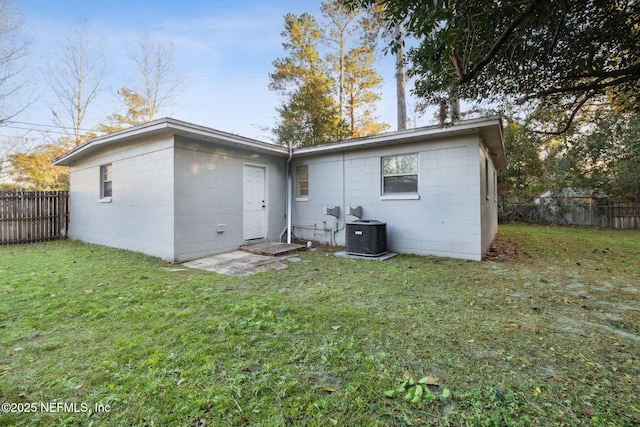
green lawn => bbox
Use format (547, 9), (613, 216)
(1, 225), (639, 426)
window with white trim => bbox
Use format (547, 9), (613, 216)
(485, 158), (490, 200)
(382, 154), (418, 194)
(100, 164), (112, 199)
(296, 165), (308, 199)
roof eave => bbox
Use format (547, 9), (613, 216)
(53, 120), (173, 166)
(54, 118), (288, 166)
(292, 116), (507, 169)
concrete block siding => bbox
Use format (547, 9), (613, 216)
(67, 132), (287, 263)
(173, 137), (286, 262)
(68, 136), (176, 260)
(480, 144), (499, 255)
(291, 135), (490, 260)
(57, 117), (504, 263)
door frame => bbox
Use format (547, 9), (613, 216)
(243, 162), (268, 241)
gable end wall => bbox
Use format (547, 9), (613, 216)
(67, 136), (175, 260)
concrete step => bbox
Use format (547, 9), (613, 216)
(241, 241), (305, 257)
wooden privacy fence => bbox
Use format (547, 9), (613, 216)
(499, 200), (640, 229)
(0, 191), (69, 244)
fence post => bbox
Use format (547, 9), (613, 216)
(499, 201), (640, 230)
(0, 191), (71, 245)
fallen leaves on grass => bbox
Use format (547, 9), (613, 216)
(483, 236), (519, 261)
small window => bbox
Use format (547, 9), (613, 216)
(100, 164), (112, 199)
(296, 165), (308, 199)
(382, 154), (418, 194)
(485, 158), (490, 201)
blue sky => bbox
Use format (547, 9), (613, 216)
(12, 0), (422, 142)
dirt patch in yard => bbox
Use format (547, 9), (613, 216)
(483, 235), (519, 262)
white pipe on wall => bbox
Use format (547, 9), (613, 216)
(287, 174), (292, 244)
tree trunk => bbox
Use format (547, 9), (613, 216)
(395, 23), (407, 131)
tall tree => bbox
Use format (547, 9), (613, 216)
(341, 0), (640, 133)
(499, 117), (548, 202)
(99, 88), (150, 133)
(321, 0), (358, 116)
(321, 1), (388, 136)
(270, 13), (349, 147)
(394, 22), (407, 130)
(47, 20), (106, 146)
(343, 45), (388, 136)
(100, 35), (183, 133)
(10, 20), (103, 189)
(0, 0), (30, 123)
(274, 75), (350, 147)
(553, 111), (640, 197)
(128, 34), (183, 123)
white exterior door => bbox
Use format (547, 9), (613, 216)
(243, 164), (267, 240)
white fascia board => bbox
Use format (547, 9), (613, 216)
(53, 120), (172, 166)
(167, 119), (288, 157)
(54, 118), (288, 166)
(292, 116), (507, 169)
(54, 116), (505, 168)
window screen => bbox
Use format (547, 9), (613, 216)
(382, 154), (418, 194)
(296, 165), (308, 198)
(100, 164), (112, 198)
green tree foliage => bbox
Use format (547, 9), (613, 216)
(270, 13), (350, 147)
(553, 112), (640, 198)
(322, 0), (388, 137)
(9, 141), (72, 189)
(343, 45), (388, 136)
(321, 0), (359, 115)
(274, 76), (351, 147)
(99, 88), (150, 133)
(499, 117), (547, 202)
(341, 0), (640, 133)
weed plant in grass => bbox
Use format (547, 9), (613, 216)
(0, 225), (638, 426)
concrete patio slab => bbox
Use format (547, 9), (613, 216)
(183, 250), (291, 276)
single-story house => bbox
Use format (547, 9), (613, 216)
(534, 188), (604, 205)
(54, 116), (506, 262)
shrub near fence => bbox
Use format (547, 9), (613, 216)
(499, 200), (640, 229)
(0, 191), (69, 244)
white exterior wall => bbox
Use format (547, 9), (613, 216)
(173, 138), (287, 262)
(63, 119), (502, 263)
(68, 136), (175, 260)
(480, 145), (499, 254)
(291, 135), (488, 260)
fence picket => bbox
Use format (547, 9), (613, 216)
(0, 191), (70, 244)
(500, 201), (640, 229)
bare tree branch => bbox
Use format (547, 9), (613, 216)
(128, 33), (184, 122)
(47, 20), (107, 146)
(0, 0), (34, 123)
